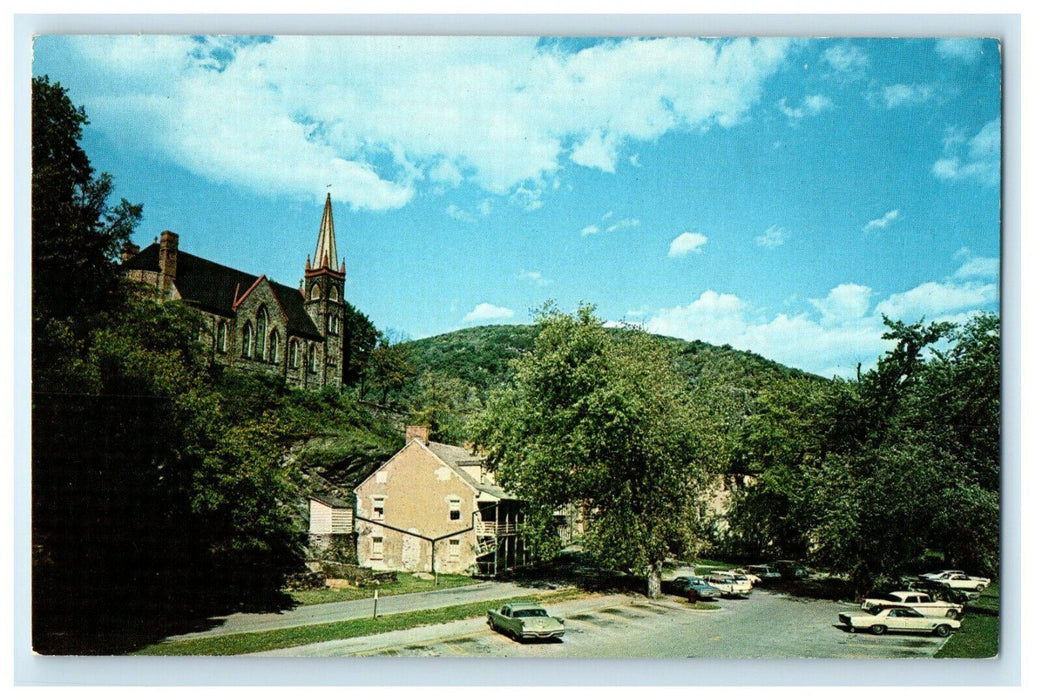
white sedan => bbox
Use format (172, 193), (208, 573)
(861, 591), (963, 618)
(920, 571), (991, 592)
(706, 573), (754, 596)
(839, 605), (961, 637)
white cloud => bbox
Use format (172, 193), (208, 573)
(643, 255), (997, 377)
(810, 284), (873, 326)
(60, 35), (793, 210)
(822, 44), (869, 76)
(516, 269), (552, 287)
(668, 232), (709, 257)
(936, 39), (985, 63)
(875, 281), (998, 319)
(777, 95), (833, 123)
(463, 302), (515, 322)
(570, 130), (618, 173)
(877, 83), (937, 108)
(953, 256), (999, 280)
(446, 204), (475, 222)
(580, 224), (600, 236)
(932, 118), (1000, 187)
(756, 225), (788, 248)
(863, 209), (900, 232)
(606, 218), (640, 233)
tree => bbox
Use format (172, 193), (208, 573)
(32, 75), (142, 390)
(341, 302), (378, 387)
(472, 305), (718, 597)
(361, 332), (415, 405)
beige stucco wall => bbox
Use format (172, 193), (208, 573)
(355, 441), (481, 574)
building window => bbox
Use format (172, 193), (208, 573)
(327, 315), (339, 335)
(372, 497), (385, 521)
(448, 498), (461, 521)
(241, 322), (253, 358)
(310, 284), (322, 301)
(216, 321), (228, 354)
(448, 539), (461, 562)
(289, 339), (300, 368)
(268, 330), (279, 363)
(255, 307), (268, 360)
(371, 536), (383, 560)
(309, 345), (318, 373)
(329, 286), (339, 302)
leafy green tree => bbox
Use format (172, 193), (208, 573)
(361, 332), (415, 405)
(32, 75), (142, 390)
(472, 305), (718, 597)
(341, 301), (378, 387)
(409, 370), (481, 445)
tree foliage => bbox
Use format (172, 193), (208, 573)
(472, 305), (719, 596)
(721, 313), (1000, 594)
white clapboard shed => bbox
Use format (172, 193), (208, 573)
(309, 494), (353, 535)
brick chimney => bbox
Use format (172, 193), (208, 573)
(120, 241), (140, 263)
(158, 231), (179, 300)
(405, 425), (430, 445)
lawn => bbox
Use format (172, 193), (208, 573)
(133, 588), (586, 656)
(288, 573), (477, 606)
(934, 583), (999, 658)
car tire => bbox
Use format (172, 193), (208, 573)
(869, 625), (887, 635)
(976, 584), (985, 592)
(934, 624), (952, 638)
(946, 609), (958, 618)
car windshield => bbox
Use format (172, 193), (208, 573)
(514, 609), (548, 618)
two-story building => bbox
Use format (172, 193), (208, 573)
(354, 426), (525, 577)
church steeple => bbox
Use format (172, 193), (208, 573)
(310, 193), (340, 272)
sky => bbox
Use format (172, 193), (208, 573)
(31, 34), (1002, 378)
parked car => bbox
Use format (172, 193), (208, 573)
(919, 569), (965, 580)
(664, 576), (723, 601)
(860, 591), (963, 618)
(706, 572), (754, 596)
(747, 565), (783, 583)
(772, 560), (809, 579)
(839, 605), (961, 637)
(919, 571), (990, 592)
(910, 578), (974, 603)
(487, 602), (566, 642)
(729, 568), (761, 585)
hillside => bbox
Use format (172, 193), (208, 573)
(401, 323), (818, 396)
(303, 324), (824, 494)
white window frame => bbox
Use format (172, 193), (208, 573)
(371, 536), (384, 560)
(372, 496), (385, 521)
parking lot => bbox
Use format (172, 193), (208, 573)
(257, 587), (954, 658)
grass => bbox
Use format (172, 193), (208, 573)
(934, 583), (999, 658)
(288, 573), (477, 606)
(133, 588), (587, 656)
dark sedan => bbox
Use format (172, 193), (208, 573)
(664, 576), (723, 601)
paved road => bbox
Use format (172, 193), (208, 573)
(165, 581), (538, 641)
(251, 588), (953, 659)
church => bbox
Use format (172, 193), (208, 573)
(122, 194), (347, 390)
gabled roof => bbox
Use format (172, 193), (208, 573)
(426, 441), (514, 501)
(124, 243), (323, 340)
(310, 493), (352, 509)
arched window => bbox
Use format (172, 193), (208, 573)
(268, 330), (279, 363)
(241, 321), (253, 358)
(329, 286), (339, 302)
(310, 284), (322, 301)
(308, 345), (318, 373)
(255, 307), (268, 360)
(289, 338), (300, 368)
(216, 321), (228, 353)
(327, 315), (339, 335)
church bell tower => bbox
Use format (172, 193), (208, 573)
(304, 193), (346, 388)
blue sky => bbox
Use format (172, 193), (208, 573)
(32, 35), (1001, 378)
